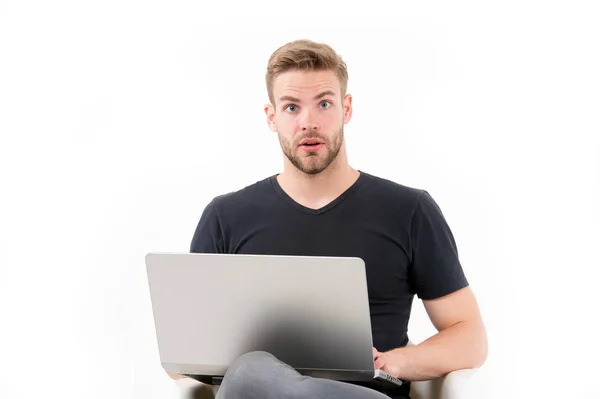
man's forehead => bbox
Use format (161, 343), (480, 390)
(273, 70), (341, 98)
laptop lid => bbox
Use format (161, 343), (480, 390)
(145, 252), (377, 381)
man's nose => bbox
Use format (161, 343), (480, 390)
(301, 123), (319, 131)
(299, 110), (320, 131)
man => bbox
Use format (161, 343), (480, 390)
(169, 39), (488, 399)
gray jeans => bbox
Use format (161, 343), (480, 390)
(215, 351), (391, 399)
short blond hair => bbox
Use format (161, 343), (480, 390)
(266, 39), (348, 105)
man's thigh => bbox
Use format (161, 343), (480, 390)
(215, 351), (391, 399)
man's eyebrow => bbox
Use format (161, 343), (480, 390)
(279, 95), (301, 103)
(279, 90), (337, 103)
(313, 90), (336, 100)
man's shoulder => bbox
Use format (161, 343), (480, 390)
(361, 171), (426, 202)
(207, 174), (276, 211)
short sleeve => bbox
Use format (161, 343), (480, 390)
(409, 191), (468, 300)
(189, 197), (225, 253)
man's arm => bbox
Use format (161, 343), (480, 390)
(374, 286), (487, 381)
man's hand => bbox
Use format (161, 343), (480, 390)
(373, 347), (409, 379)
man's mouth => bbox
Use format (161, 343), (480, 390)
(298, 138), (324, 152)
(299, 143), (324, 152)
(299, 138), (323, 147)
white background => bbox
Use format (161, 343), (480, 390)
(1, 1), (599, 398)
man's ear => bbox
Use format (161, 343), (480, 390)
(264, 103), (277, 132)
(343, 94), (353, 124)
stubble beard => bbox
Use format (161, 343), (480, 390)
(280, 126), (344, 175)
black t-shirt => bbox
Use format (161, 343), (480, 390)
(189, 171), (468, 398)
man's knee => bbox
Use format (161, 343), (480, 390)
(220, 351), (282, 395)
(228, 350), (279, 376)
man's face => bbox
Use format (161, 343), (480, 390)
(265, 70), (353, 175)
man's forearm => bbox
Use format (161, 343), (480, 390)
(394, 319), (487, 381)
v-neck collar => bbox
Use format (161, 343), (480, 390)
(269, 171), (367, 215)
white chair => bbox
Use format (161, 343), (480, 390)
(173, 342), (478, 399)
(410, 367), (478, 399)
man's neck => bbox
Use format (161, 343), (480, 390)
(276, 160), (360, 210)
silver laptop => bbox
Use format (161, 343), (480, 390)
(145, 252), (402, 387)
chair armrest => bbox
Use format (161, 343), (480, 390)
(410, 368), (478, 399)
(438, 368), (478, 399)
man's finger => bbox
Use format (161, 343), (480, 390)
(166, 371), (187, 380)
(374, 356), (386, 369)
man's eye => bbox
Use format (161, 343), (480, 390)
(286, 105), (298, 112)
(320, 101), (331, 108)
